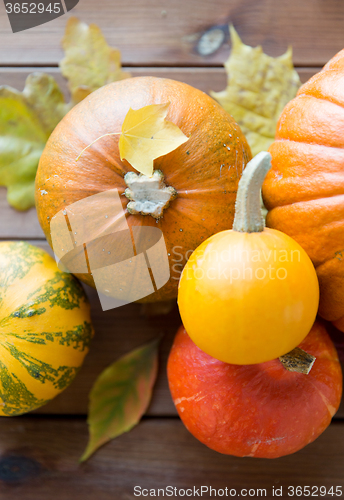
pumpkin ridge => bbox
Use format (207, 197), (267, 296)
(297, 91), (344, 113)
(0, 341), (76, 385)
(274, 136), (344, 151)
(0, 359), (48, 416)
(26, 271), (86, 310)
(82, 144), (128, 179)
(177, 187), (237, 196)
(306, 377), (338, 418)
(264, 190), (344, 209)
(162, 202), (223, 232)
(0, 242), (44, 293)
(297, 68), (344, 105)
(276, 97), (344, 149)
(1, 320), (93, 351)
(273, 137), (344, 154)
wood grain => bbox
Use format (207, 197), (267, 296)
(0, 66), (317, 94)
(0, 417), (343, 500)
(0, 0), (343, 66)
(0, 189), (44, 240)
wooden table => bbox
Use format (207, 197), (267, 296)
(0, 1), (344, 498)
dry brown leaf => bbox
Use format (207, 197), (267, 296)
(60, 17), (131, 104)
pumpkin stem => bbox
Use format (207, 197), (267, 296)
(124, 170), (177, 219)
(279, 347), (316, 374)
(233, 151), (272, 233)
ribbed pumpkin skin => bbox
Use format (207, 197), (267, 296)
(0, 241), (93, 416)
(167, 321), (342, 458)
(35, 76), (251, 302)
(263, 50), (344, 330)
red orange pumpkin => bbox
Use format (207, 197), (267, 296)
(167, 321), (342, 458)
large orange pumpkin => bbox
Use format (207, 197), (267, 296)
(35, 77), (251, 303)
(167, 321), (342, 458)
(263, 50), (344, 331)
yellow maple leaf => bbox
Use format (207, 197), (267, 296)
(119, 103), (189, 177)
(60, 17), (131, 104)
(210, 26), (301, 156)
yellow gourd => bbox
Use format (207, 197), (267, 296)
(178, 153), (319, 365)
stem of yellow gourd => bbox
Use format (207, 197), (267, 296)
(233, 151), (271, 233)
(232, 151), (316, 374)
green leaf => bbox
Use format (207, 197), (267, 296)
(80, 337), (160, 462)
(60, 17), (131, 104)
(210, 26), (301, 156)
(0, 73), (68, 210)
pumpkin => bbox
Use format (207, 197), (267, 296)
(167, 321), (342, 458)
(0, 241), (93, 416)
(263, 49), (344, 332)
(177, 152), (319, 365)
(35, 76), (251, 303)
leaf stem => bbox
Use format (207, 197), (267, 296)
(75, 132), (121, 161)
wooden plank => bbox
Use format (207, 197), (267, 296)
(0, 1), (343, 66)
(0, 417), (342, 499)
(0, 66), (227, 96)
(0, 189), (45, 240)
(0, 66), (318, 93)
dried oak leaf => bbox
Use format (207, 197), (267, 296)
(60, 17), (131, 104)
(211, 26), (301, 156)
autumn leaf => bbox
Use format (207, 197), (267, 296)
(80, 337), (160, 462)
(210, 26), (301, 156)
(0, 73), (68, 210)
(119, 103), (189, 177)
(60, 17), (131, 104)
